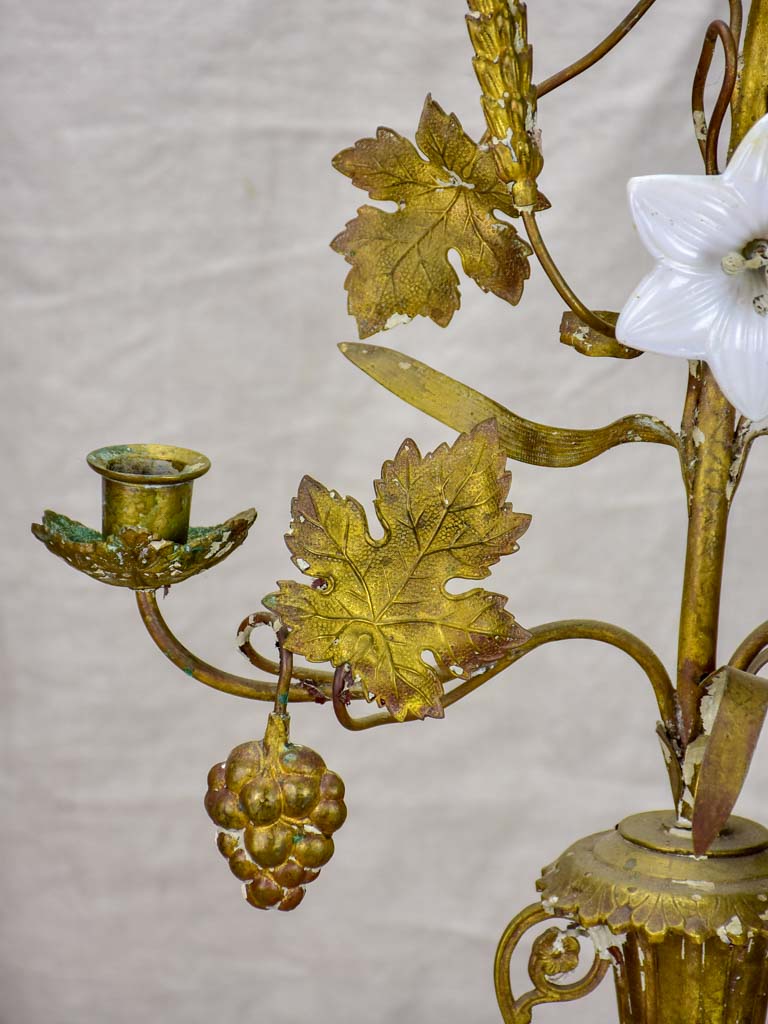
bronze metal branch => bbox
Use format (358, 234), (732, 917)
(331, 618), (677, 749)
(692, 20), (738, 175)
(521, 211), (618, 338)
(537, 0), (659, 99)
(135, 591), (362, 703)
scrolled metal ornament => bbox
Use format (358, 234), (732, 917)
(494, 903), (610, 1024)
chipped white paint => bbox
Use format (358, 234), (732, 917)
(692, 426), (706, 446)
(435, 171), (476, 190)
(542, 895), (559, 914)
(671, 877), (716, 891)
(700, 672), (727, 734)
(693, 110), (707, 141)
(398, 360), (412, 370)
(449, 665), (465, 677)
(588, 925), (626, 961)
(716, 915), (744, 944)
(491, 127), (518, 163)
(384, 312), (413, 331)
(295, 557), (310, 572)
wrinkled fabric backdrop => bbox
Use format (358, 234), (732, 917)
(4, 1), (768, 1021)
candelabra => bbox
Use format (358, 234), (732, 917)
(29, 1), (768, 1021)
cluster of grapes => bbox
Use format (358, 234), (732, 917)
(205, 712), (347, 911)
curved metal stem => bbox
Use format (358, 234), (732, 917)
(135, 590), (363, 703)
(273, 630), (293, 713)
(537, 0), (658, 98)
(522, 212), (617, 337)
(692, 20), (738, 174)
(495, 903), (609, 1023)
(331, 619), (678, 742)
(730, 619), (768, 671)
(236, 610), (335, 690)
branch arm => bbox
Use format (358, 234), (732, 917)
(730, 620), (768, 672)
(332, 619), (677, 741)
(136, 591), (360, 703)
(521, 212), (618, 338)
(537, 0), (658, 99)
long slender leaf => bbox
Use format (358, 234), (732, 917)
(340, 343), (678, 469)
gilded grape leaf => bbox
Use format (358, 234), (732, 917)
(272, 421), (531, 722)
(331, 95), (544, 339)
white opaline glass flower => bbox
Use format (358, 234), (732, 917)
(616, 113), (768, 420)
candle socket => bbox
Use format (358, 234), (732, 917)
(87, 444), (211, 543)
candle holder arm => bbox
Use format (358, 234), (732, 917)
(135, 590), (365, 704)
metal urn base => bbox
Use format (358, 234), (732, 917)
(496, 811), (768, 1023)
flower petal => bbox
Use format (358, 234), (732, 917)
(707, 284), (768, 421)
(724, 112), (768, 188)
(627, 174), (749, 268)
(616, 264), (727, 357)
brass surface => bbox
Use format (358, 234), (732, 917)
(32, 508), (255, 590)
(135, 589), (364, 703)
(273, 422), (530, 721)
(331, 96), (539, 338)
(340, 342), (679, 467)
(31, 1), (768, 1018)
(205, 711), (347, 911)
(676, 369), (736, 742)
(522, 810), (768, 1021)
(692, 667), (768, 854)
(88, 443), (210, 543)
(538, 811), (768, 943)
(465, 0), (542, 208)
(559, 311), (640, 360)
(494, 902), (609, 1024)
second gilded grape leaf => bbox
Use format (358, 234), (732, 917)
(331, 95), (544, 339)
(272, 421), (531, 722)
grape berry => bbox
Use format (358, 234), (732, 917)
(205, 712), (347, 911)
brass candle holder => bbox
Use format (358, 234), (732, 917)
(87, 443), (210, 543)
(31, 1), (768, 1021)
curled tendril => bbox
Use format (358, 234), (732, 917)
(237, 610), (334, 699)
(692, 20), (738, 175)
(495, 904), (609, 1023)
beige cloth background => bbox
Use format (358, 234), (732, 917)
(4, 0), (768, 1021)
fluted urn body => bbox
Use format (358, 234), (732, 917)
(536, 812), (768, 1023)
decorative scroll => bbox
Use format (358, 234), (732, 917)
(494, 903), (609, 1024)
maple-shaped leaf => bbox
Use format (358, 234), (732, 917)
(331, 95), (544, 339)
(272, 421), (531, 722)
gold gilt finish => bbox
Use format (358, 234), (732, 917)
(32, 508), (256, 590)
(205, 711), (347, 912)
(465, 0), (543, 208)
(507, 811), (768, 1023)
(273, 421), (530, 722)
(28, 1), (768, 1021)
(494, 903), (609, 1024)
(87, 443), (210, 543)
(339, 342), (678, 467)
(331, 96), (545, 338)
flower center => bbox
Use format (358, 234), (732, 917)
(721, 239), (768, 316)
